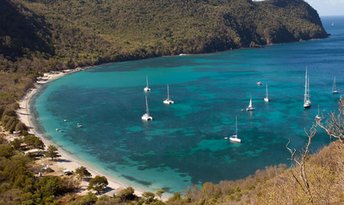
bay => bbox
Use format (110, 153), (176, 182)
(33, 16), (344, 194)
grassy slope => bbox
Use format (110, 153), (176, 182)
(165, 141), (344, 205)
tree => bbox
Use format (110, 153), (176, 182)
(78, 192), (97, 204)
(116, 187), (136, 202)
(285, 98), (344, 205)
(0, 144), (14, 158)
(286, 124), (316, 204)
(15, 121), (27, 132)
(88, 175), (108, 194)
(24, 135), (44, 149)
(317, 99), (344, 142)
(142, 191), (155, 203)
(11, 138), (22, 150)
(45, 145), (58, 160)
(75, 166), (92, 180)
(32, 175), (74, 204)
(155, 188), (165, 200)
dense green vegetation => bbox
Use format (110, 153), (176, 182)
(0, 133), (77, 204)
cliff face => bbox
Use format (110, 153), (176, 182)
(0, 0), (328, 69)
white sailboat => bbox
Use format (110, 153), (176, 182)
(229, 116), (241, 143)
(304, 68), (311, 109)
(163, 84), (174, 105)
(332, 77), (339, 94)
(141, 95), (153, 121)
(246, 96), (255, 111)
(143, 76), (151, 92)
(315, 104), (321, 121)
(264, 83), (270, 102)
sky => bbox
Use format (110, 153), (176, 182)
(305, 0), (344, 16)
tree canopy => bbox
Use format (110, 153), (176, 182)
(88, 175), (108, 194)
(45, 145), (58, 160)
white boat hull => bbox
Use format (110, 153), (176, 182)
(144, 87), (151, 92)
(141, 113), (153, 121)
(315, 115), (321, 121)
(229, 136), (241, 143)
(264, 97), (269, 102)
(246, 107), (255, 111)
(163, 99), (174, 104)
(304, 100), (311, 108)
(333, 90), (339, 94)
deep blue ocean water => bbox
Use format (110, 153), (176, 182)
(33, 17), (344, 194)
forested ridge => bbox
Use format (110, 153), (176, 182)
(1, 0), (339, 204)
(1, 0), (328, 72)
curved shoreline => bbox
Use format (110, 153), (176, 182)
(16, 68), (152, 199)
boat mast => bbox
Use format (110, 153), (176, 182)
(333, 77), (337, 92)
(167, 84), (170, 99)
(307, 73), (310, 101)
(266, 83), (269, 99)
(145, 95), (149, 115)
(235, 116), (238, 136)
(304, 67), (308, 103)
(146, 76), (149, 87)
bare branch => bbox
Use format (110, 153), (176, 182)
(286, 124), (317, 204)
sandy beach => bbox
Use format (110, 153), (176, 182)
(16, 68), (147, 198)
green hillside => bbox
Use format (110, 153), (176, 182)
(2, 0), (328, 70)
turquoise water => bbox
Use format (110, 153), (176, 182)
(33, 17), (344, 194)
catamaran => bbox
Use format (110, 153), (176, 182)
(304, 68), (311, 109)
(264, 83), (270, 102)
(315, 104), (321, 121)
(141, 95), (153, 121)
(229, 116), (241, 143)
(143, 76), (151, 92)
(332, 77), (339, 94)
(257, 81), (263, 86)
(163, 84), (174, 105)
(246, 96), (255, 111)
